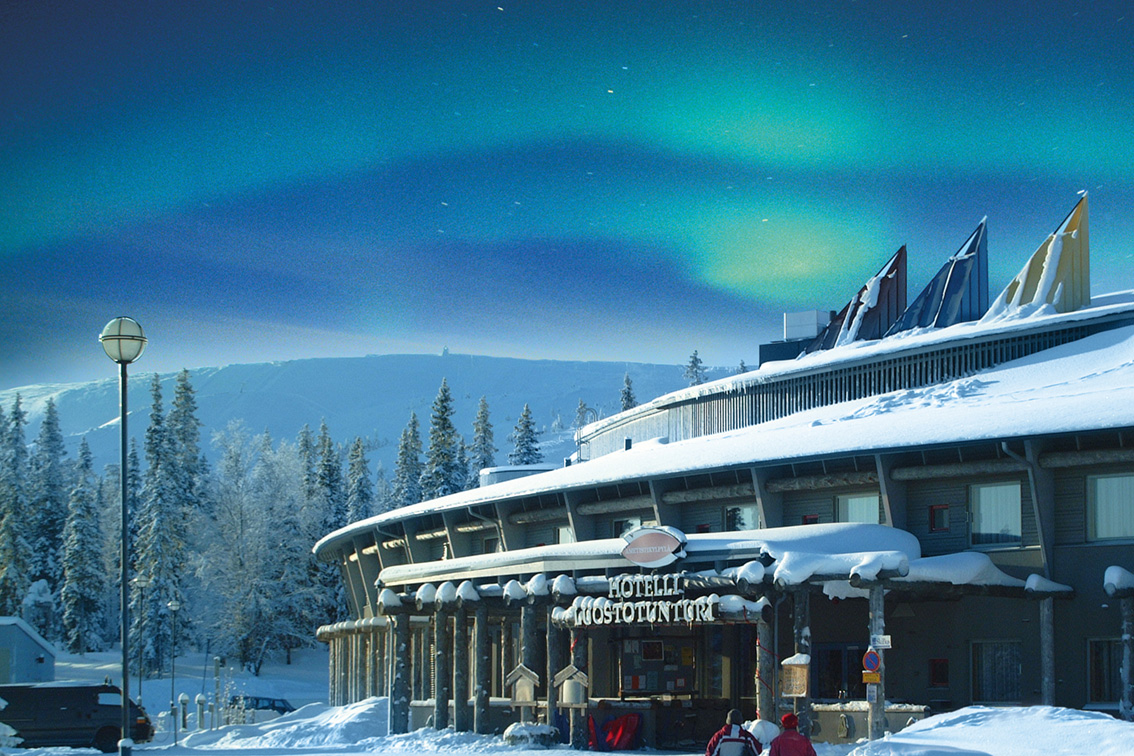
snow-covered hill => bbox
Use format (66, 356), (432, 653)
(1, 353), (699, 473)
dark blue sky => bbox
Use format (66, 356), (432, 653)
(3, 1), (1132, 390)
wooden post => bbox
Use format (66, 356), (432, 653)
(434, 611), (452, 729)
(1122, 597), (1134, 721)
(501, 617), (512, 702)
(390, 615), (411, 734)
(1040, 597), (1055, 705)
(474, 604), (492, 734)
(793, 588), (813, 737)
(569, 627), (588, 749)
(756, 615), (774, 721)
(521, 603), (539, 722)
(546, 606), (561, 732)
(867, 584), (886, 741)
(453, 606), (470, 732)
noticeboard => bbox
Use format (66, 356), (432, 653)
(781, 662), (809, 699)
(619, 638), (695, 695)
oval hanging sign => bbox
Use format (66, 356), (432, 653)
(620, 526), (686, 568)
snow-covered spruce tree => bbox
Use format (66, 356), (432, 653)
(468, 396), (496, 487)
(419, 379), (464, 501)
(0, 397), (33, 616)
(296, 424), (319, 506)
(620, 373), (637, 411)
(736, 360), (749, 375)
(390, 413), (423, 509)
(168, 369), (209, 515)
(346, 437), (373, 523)
(29, 398), (69, 603)
(61, 438), (106, 653)
(683, 350), (706, 386)
(134, 374), (188, 675)
(455, 441), (470, 492)
(373, 462), (393, 514)
(508, 403), (543, 465)
(316, 420), (348, 623)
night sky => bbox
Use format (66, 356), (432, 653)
(3, 1), (1133, 390)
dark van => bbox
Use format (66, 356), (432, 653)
(0, 682), (153, 753)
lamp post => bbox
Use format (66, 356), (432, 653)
(168, 599), (181, 745)
(99, 317), (147, 756)
(131, 575), (151, 709)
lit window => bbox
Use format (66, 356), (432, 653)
(930, 505), (950, 532)
(725, 504), (760, 531)
(1087, 474), (1134, 541)
(837, 493), (880, 524)
(970, 482), (1021, 547)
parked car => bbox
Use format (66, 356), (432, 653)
(226, 694), (295, 723)
(0, 682), (153, 753)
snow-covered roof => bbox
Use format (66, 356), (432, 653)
(317, 305), (1134, 555)
(0, 616), (55, 656)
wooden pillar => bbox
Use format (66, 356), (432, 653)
(390, 615), (411, 734)
(1122, 597), (1134, 721)
(453, 606), (470, 732)
(434, 611), (452, 729)
(501, 617), (512, 700)
(1040, 597), (1055, 705)
(793, 589), (813, 738)
(546, 606), (562, 730)
(474, 604), (492, 734)
(569, 627), (588, 749)
(867, 585), (886, 741)
(756, 616), (774, 721)
(521, 603), (539, 722)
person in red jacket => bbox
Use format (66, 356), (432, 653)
(768, 713), (816, 756)
(705, 709), (763, 756)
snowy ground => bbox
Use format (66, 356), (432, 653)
(4, 650), (1132, 756)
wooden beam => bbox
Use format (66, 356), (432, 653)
(765, 470), (878, 492)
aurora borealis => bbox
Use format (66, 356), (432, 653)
(3, 1), (1133, 389)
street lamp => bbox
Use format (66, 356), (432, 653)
(99, 317), (147, 756)
(168, 599), (181, 745)
(131, 575), (150, 708)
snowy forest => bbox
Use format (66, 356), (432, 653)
(0, 367), (645, 678)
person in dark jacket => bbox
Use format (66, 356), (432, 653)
(705, 708), (762, 756)
(768, 713), (816, 756)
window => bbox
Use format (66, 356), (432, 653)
(970, 482), (1021, 546)
(1088, 639), (1123, 703)
(556, 525), (576, 544)
(837, 493), (880, 523)
(482, 536), (500, 554)
(725, 504), (760, 531)
(930, 505), (950, 532)
(802, 514), (820, 525)
(971, 641), (1021, 702)
(1088, 474), (1134, 541)
(613, 517), (642, 537)
(929, 658), (949, 688)
(813, 644), (867, 699)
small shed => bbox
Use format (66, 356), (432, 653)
(0, 617), (55, 683)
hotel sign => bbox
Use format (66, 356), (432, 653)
(620, 526), (686, 568)
(573, 570), (718, 627)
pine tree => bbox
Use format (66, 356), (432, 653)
(29, 398), (69, 599)
(346, 437), (373, 523)
(168, 369), (207, 514)
(419, 379), (463, 500)
(508, 404), (543, 465)
(61, 439), (105, 653)
(575, 399), (591, 429)
(134, 374), (188, 674)
(736, 360), (749, 375)
(683, 350), (706, 386)
(316, 421), (348, 622)
(0, 396), (33, 616)
(620, 373), (637, 411)
(468, 397), (496, 486)
(373, 463), (393, 514)
(296, 424), (319, 505)
(391, 413), (423, 509)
